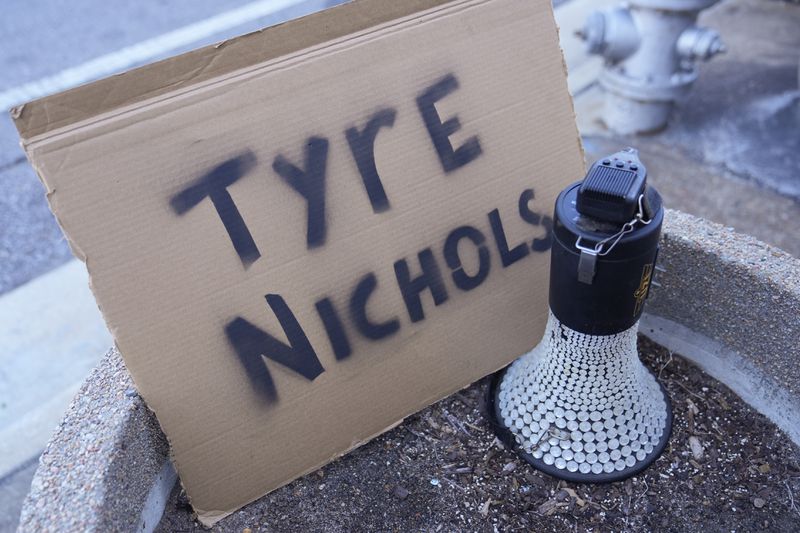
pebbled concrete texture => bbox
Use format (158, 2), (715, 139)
(17, 349), (168, 533)
(16, 209), (800, 531)
(647, 210), (800, 398)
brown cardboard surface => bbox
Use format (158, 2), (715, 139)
(14, 0), (583, 524)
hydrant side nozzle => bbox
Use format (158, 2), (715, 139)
(578, 11), (608, 56)
(578, 8), (641, 63)
(676, 26), (726, 61)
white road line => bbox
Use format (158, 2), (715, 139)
(0, 259), (111, 475)
(0, 0), (310, 111)
(0, 382), (83, 479)
(0, 260), (112, 427)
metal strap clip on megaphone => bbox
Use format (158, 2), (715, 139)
(575, 192), (652, 285)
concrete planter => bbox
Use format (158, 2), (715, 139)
(17, 210), (800, 532)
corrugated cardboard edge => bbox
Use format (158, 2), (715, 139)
(11, 0), (453, 141)
(10, 0), (584, 527)
(553, 14), (586, 167)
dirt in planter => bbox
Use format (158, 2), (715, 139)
(157, 338), (800, 532)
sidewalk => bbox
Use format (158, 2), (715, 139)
(569, 0), (800, 257)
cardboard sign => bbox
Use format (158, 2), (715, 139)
(13, 0), (583, 524)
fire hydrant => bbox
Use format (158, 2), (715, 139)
(578, 0), (726, 134)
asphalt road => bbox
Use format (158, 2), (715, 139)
(0, 0), (343, 297)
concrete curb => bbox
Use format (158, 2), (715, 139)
(642, 210), (800, 443)
(16, 209), (800, 531)
(16, 349), (169, 533)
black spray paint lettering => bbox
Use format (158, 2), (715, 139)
(518, 188), (554, 251)
(416, 73), (483, 174)
(394, 248), (449, 323)
(170, 151), (260, 268)
(225, 294), (324, 403)
(314, 297), (352, 361)
(488, 207), (530, 267)
(273, 137), (330, 249)
(172, 73), (480, 270)
(443, 225), (491, 291)
(349, 273), (401, 340)
(227, 187), (553, 404)
(345, 108), (397, 213)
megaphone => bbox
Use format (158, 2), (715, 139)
(490, 148), (671, 481)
